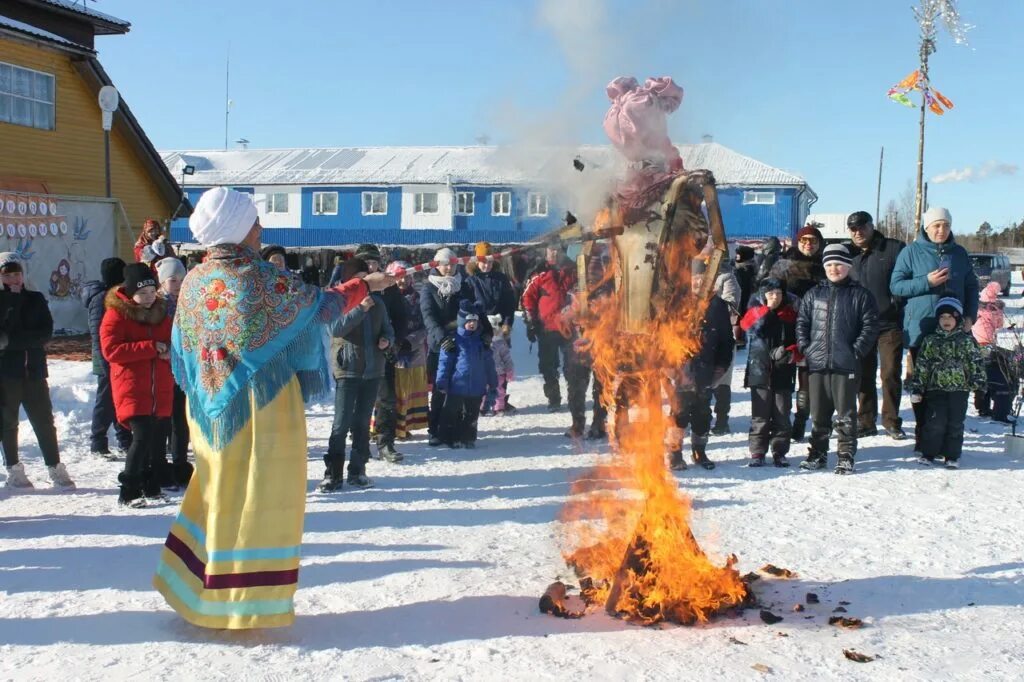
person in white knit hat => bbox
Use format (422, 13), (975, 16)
(155, 255), (190, 490)
(890, 206), (979, 455)
(0, 253), (75, 489)
(152, 188), (394, 629)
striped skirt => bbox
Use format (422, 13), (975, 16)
(395, 365), (429, 440)
(154, 379), (308, 629)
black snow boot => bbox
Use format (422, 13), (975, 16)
(692, 451), (716, 470)
(319, 463), (344, 492)
(668, 450), (687, 471)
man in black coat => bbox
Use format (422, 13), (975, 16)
(0, 255), (74, 488)
(80, 257), (131, 457)
(353, 244), (407, 463)
(846, 211), (907, 440)
(733, 245), (758, 317)
(756, 237), (782, 286)
(668, 262), (735, 471)
(796, 244), (879, 474)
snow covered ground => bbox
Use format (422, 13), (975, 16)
(3, 286), (1024, 681)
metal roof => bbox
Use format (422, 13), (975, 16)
(32, 0), (130, 31)
(161, 142), (812, 190)
(0, 15), (92, 51)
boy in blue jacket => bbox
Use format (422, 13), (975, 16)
(436, 301), (498, 448)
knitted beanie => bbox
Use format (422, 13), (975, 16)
(822, 243), (852, 267)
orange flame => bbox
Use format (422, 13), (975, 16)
(559, 232), (747, 624)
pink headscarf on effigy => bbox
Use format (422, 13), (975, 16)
(603, 76), (684, 170)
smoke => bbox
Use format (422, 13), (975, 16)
(483, 0), (686, 225)
(931, 160), (1019, 184)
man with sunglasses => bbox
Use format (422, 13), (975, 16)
(847, 211), (907, 440)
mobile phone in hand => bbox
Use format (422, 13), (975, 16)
(938, 254), (951, 271)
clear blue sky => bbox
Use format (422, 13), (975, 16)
(91, 0), (1022, 233)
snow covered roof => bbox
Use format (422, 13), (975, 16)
(161, 142), (812, 190)
(0, 15), (92, 51)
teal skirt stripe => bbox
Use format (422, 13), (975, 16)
(172, 513), (300, 563)
(156, 564), (294, 617)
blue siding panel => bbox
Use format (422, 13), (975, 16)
(718, 187), (799, 240)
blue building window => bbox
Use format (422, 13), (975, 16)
(312, 191), (338, 215)
(455, 191), (474, 216)
(527, 192), (548, 217)
(743, 190), (776, 205)
(362, 191), (387, 215)
(492, 191), (511, 216)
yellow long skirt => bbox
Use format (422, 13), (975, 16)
(153, 378), (307, 629)
(395, 365), (429, 440)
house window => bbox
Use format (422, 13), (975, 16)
(362, 191), (387, 215)
(414, 192), (439, 215)
(742, 190), (776, 205)
(456, 191), (475, 216)
(312, 191), (338, 215)
(266, 193), (289, 213)
(0, 62), (55, 131)
(527, 192), (548, 217)
(492, 191), (511, 216)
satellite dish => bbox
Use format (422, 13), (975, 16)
(98, 85), (119, 131)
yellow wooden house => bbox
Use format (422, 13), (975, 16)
(0, 0), (183, 263)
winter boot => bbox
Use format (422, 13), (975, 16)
(944, 457), (960, 469)
(564, 421), (585, 439)
(711, 418), (731, 436)
(462, 440), (477, 449)
(585, 424), (608, 440)
(346, 473), (375, 489)
(428, 434), (443, 447)
(749, 455), (765, 468)
(378, 442), (404, 463)
(772, 453), (790, 468)
(47, 463), (75, 489)
(915, 452), (933, 466)
(791, 418), (806, 443)
(118, 485), (146, 508)
(318, 464), (344, 492)
(799, 454), (826, 471)
(834, 458), (855, 475)
(5, 463), (33, 489)
(668, 450), (687, 471)
(692, 451), (716, 470)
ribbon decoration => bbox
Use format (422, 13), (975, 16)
(887, 69), (954, 115)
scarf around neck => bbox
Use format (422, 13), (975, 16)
(429, 271), (462, 297)
(172, 243), (331, 449)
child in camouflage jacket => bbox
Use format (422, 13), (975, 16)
(907, 296), (986, 468)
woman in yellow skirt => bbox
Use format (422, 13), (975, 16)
(387, 262), (429, 440)
(153, 189), (393, 629)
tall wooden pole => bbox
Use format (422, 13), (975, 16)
(914, 47), (929, 233)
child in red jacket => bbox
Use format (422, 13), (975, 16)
(101, 263), (174, 507)
(740, 278), (800, 467)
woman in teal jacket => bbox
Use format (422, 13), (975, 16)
(889, 206), (978, 453)
(890, 207), (978, 350)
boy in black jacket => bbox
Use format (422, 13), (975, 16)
(668, 261), (735, 471)
(740, 278), (799, 467)
(0, 254), (74, 489)
(796, 244), (879, 474)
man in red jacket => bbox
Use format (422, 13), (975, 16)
(521, 244), (577, 412)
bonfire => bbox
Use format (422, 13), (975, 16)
(546, 76), (749, 625)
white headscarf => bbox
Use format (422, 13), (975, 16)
(189, 187), (258, 247)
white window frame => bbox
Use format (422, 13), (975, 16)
(455, 191), (475, 216)
(266, 192), (289, 213)
(362, 191), (388, 216)
(414, 192), (439, 215)
(742, 190), (776, 206)
(0, 61), (56, 131)
(527, 192), (548, 217)
(492, 191), (511, 217)
(312, 191), (338, 216)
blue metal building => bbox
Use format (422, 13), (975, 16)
(163, 143), (815, 247)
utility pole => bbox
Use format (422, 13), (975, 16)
(224, 43), (231, 150)
(875, 146), (884, 223)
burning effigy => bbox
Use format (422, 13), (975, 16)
(543, 76), (750, 625)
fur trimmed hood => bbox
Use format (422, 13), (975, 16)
(105, 286), (168, 325)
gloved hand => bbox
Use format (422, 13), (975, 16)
(910, 394), (923, 404)
(769, 346), (793, 364)
(525, 323), (537, 344)
(440, 336), (457, 353)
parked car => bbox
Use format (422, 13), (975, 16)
(969, 253), (1012, 296)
